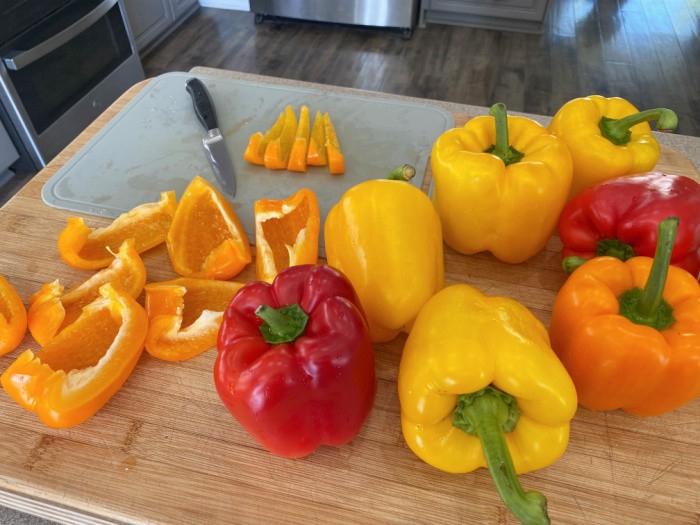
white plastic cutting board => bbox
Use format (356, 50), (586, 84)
(42, 72), (454, 254)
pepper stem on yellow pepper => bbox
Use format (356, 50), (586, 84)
(484, 103), (525, 166)
(386, 163), (416, 181)
(452, 386), (550, 525)
(599, 108), (678, 145)
(618, 217), (678, 330)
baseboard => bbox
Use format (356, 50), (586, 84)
(198, 0), (250, 10)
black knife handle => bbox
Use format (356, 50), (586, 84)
(186, 77), (219, 131)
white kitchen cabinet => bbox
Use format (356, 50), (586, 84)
(420, 0), (551, 34)
(123, 0), (199, 56)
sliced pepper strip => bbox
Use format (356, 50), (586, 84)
(264, 105), (298, 170)
(287, 105), (310, 173)
(1, 282), (148, 428)
(0, 274), (27, 357)
(144, 277), (244, 362)
(323, 112), (344, 175)
(243, 131), (264, 165)
(306, 110), (327, 166)
(57, 191), (177, 270)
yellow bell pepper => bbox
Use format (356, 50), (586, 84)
(324, 165), (444, 343)
(399, 284), (577, 525)
(431, 103), (573, 264)
(548, 95), (677, 198)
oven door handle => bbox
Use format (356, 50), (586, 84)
(2, 0), (119, 71)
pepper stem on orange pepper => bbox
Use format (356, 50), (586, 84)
(618, 217), (678, 330)
(255, 304), (308, 344)
(599, 108), (678, 145)
(452, 386), (550, 525)
(485, 103), (525, 166)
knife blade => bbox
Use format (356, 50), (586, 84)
(185, 77), (237, 197)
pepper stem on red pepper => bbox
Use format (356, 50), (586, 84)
(386, 163), (416, 181)
(562, 239), (637, 274)
(599, 108), (678, 146)
(484, 103), (525, 166)
(452, 386), (550, 525)
(618, 217), (678, 330)
(255, 304), (309, 344)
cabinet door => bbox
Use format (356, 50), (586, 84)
(170, 0), (199, 20)
(123, 0), (174, 52)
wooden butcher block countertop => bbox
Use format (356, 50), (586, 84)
(0, 70), (698, 525)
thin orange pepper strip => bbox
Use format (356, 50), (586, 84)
(0, 274), (27, 356)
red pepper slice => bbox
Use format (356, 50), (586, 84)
(559, 172), (700, 278)
(214, 264), (376, 458)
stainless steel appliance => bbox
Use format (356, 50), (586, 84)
(0, 0), (144, 171)
(250, 0), (420, 37)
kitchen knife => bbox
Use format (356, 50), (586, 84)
(185, 77), (237, 197)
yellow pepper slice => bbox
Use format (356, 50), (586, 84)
(166, 176), (251, 280)
(0, 274), (27, 357)
(256, 111), (285, 159)
(57, 191), (177, 270)
(1, 282), (148, 428)
(287, 105), (311, 173)
(27, 238), (146, 347)
(144, 277), (244, 362)
(306, 110), (327, 166)
(323, 112), (345, 175)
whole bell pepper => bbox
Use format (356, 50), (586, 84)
(215, 264), (376, 458)
(550, 217), (700, 416)
(324, 165), (444, 342)
(431, 103), (573, 264)
(559, 172), (700, 278)
(399, 284), (577, 525)
(548, 95), (678, 198)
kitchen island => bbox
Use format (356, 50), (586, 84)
(1, 67), (699, 525)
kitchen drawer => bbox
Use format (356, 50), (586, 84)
(421, 0), (551, 33)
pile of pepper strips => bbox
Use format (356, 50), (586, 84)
(0, 94), (699, 525)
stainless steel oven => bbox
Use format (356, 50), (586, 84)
(0, 0), (144, 171)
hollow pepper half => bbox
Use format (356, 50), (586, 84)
(559, 172), (700, 279)
(215, 264), (376, 458)
(324, 165), (444, 342)
(430, 103), (573, 264)
(548, 95), (677, 198)
(399, 284), (577, 525)
(550, 217), (700, 416)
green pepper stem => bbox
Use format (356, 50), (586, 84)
(486, 103), (525, 166)
(386, 163), (416, 181)
(618, 217), (678, 330)
(562, 256), (588, 274)
(453, 387), (550, 525)
(255, 304), (309, 344)
(599, 108), (678, 145)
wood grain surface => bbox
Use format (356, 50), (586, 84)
(0, 79), (698, 525)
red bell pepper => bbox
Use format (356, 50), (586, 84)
(214, 264), (376, 458)
(559, 172), (700, 278)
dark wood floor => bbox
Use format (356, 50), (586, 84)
(143, 0), (700, 137)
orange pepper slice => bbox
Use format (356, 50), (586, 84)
(306, 110), (327, 166)
(257, 111), (285, 159)
(287, 105), (310, 173)
(254, 188), (320, 283)
(28, 238), (146, 347)
(1, 282), (148, 428)
(57, 191), (177, 270)
(166, 176), (251, 280)
(264, 105), (298, 170)
(0, 274), (27, 357)
(323, 112), (345, 175)
(144, 277), (244, 362)
(243, 131), (264, 165)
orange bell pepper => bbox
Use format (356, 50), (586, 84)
(0, 274), (27, 356)
(144, 277), (244, 362)
(323, 112), (344, 175)
(1, 282), (148, 428)
(254, 188), (320, 283)
(28, 238), (146, 346)
(58, 191), (177, 270)
(549, 218), (700, 416)
(166, 176), (251, 280)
